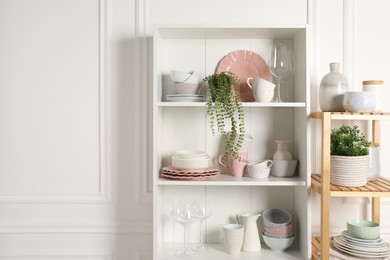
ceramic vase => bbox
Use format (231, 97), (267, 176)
(273, 140), (292, 161)
(319, 62), (348, 112)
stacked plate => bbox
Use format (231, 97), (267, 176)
(160, 151), (219, 181)
(172, 150), (210, 170)
(332, 231), (390, 259)
(161, 166), (219, 180)
(166, 94), (205, 102)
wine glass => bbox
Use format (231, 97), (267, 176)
(191, 199), (213, 251)
(268, 43), (293, 102)
(163, 200), (179, 249)
(174, 201), (197, 257)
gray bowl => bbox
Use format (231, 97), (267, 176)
(271, 160), (298, 177)
(263, 208), (292, 228)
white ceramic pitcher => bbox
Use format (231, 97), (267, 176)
(236, 212), (261, 252)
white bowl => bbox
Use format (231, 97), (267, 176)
(170, 70), (199, 84)
(271, 160), (298, 177)
(173, 83), (200, 94)
(247, 160), (273, 179)
(343, 91), (376, 112)
(262, 233), (294, 251)
(262, 208), (292, 228)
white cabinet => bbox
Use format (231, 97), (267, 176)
(152, 26), (311, 259)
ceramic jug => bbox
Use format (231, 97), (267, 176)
(236, 213), (261, 252)
(273, 140), (293, 160)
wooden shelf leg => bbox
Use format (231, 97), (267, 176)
(372, 197), (380, 224)
(321, 112), (331, 260)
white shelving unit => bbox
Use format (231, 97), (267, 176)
(153, 26), (311, 259)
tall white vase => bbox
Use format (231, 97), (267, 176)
(319, 62), (348, 112)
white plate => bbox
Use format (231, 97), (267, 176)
(342, 230), (383, 244)
(334, 241), (390, 258)
(175, 150), (208, 158)
(334, 236), (390, 253)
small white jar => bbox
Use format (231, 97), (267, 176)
(363, 80), (384, 112)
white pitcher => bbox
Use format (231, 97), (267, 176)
(236, 212), (261, 252)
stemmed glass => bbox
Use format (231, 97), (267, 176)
(163, 200), (178, 249)
(268, 43), (293, 102)
(174, 201), (198, 257)
(191, 199), (213, 251)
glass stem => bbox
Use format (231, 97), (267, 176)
(183, 224), (187, 250)
(276, 77), (282, 102)
(199, 220), (203, 245)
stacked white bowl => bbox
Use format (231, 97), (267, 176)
(170, 70), (200, 94)
(172, 150), (210, 170)
(262, 208), (294, 251)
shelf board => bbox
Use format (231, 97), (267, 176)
(158, 102), (306, 107)
(311, 174), (390, 197)
(157, 243), (304, 260)
(310, 111), (390, 120)
(158, 174), (306, 186)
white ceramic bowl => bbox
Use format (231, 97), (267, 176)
(343, 91), (376, 113)
(170, 70), (199, 84)
(262, 233), (294, 251)
(173, 83), (200, 94)
(262, 208), (292, 228)
(347, 219), (380, 240)
(271, 160), (298, 177)
(247, 160), (273, 179)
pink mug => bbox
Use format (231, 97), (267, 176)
(219, 151), (248, 177)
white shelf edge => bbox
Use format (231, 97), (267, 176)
(157, 243), (304, 260)
(157, 102), (306, 108)
(157, 174), (306, 186)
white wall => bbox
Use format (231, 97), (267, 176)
(310, 0), (390, 240)
(0, 0), (389, 258)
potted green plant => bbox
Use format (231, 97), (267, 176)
(330, 124), (371, 187)
(204, 71), (245, 162)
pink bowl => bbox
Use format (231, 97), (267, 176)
(264, 222), (293, 235)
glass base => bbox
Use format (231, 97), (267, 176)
(192, 243), (205, 251)
(175, 248), (194, 257)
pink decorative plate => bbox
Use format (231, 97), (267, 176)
(161, 166), (220, 180)
(216, 50), (270, 102)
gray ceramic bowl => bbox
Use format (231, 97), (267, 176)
(262, 208), (292, 228)
(271, 160), (298, 177)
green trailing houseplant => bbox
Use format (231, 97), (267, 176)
(204, 71), (245, 161)
(331, 125), (371, 156)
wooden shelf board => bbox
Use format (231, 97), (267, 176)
(311, 174), (390, 197)
(310, 111), (390, 120)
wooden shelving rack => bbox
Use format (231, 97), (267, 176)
(310, 111), (390, 259)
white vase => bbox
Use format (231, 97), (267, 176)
(273, 140), (292, 161)
(367, 146), (380, 181)
(319, 62), (348, 112)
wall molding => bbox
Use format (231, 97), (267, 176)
(134, 0), (153, 205)
(0, 221), (152, 234)
(0, 0), (111, 204)
(135, 249), (153, 260)
(0, 251), (112, 260)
